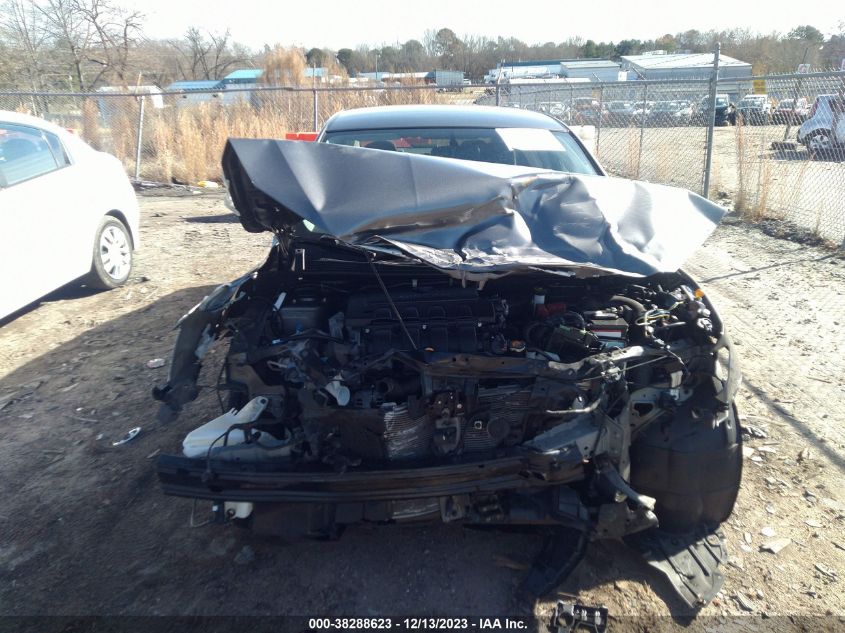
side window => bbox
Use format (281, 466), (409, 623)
(0, 123), (67, 188)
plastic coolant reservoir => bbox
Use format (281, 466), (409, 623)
(182, 396), (269, 458)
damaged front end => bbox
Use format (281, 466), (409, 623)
(153, 140), (742, 607)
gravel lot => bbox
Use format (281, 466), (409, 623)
(592, 124), (845, 244)
(1, 191), (844, 627)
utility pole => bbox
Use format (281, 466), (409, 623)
(702, 42), (721, 199)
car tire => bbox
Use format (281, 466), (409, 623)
(83, 216), (133, 290)
(805, 129), (834, 159)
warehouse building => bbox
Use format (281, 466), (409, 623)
(620, 52), (752, 101)
(620, 52), (751, 81)
(485, 59), (622, 83)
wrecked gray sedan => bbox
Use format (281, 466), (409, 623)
(154, 134), (741, 608)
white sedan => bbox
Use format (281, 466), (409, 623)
(0, 110), (139, 319)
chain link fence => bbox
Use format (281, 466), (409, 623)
(1, 70), (844, 244)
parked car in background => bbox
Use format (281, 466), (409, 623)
(737, 94), (773, 125)
(0, 111), (139, 320)
(606, 101), (637, 126)
(697, 94), (736, 126)
(155, 105), (741, 610)
(631, 100), (653, 124)
(796, 93), (845, 156)
(575, 105), (608, 126)
(534, 101), (571, 123)
(646, 100), (695, 126)
(572, 97), (598, 113)
(772, 98), (811, 124)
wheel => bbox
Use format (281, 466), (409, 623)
(83, 216), (133, 289)
(805, 129), (834, 158)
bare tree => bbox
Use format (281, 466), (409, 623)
(37, 0), (93, 89)
(25, 0), (143, 90)
(171, 28), (248, 81)
(75, 0), (143, 86)
(0, 0), (50, 91)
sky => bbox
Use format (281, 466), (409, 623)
(135, 0), (844, 50)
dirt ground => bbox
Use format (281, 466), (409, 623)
(1, 190), (844, 627)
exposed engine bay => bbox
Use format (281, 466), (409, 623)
(153, 139), (741, 608)
(155, 237), (741, 607)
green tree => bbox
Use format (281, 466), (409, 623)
(615, 39), (642, 57)
(336, 48), (354, 73)
(398, 39), (427, 70)
(787, 25), (824, 43)
(431, 27), (462, 67)
(305, 47), (325, 67)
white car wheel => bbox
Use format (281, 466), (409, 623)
(84, 217), (133, 289)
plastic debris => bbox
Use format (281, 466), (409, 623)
(761, 526), (776, 537)
(234, 545), (255, 565)
(734, 592), (755, 612)
(761, 538), (791, 554)
(741, 424), (768, 439)
(197, 180), (220, 188)
(112, 427), (141, 446)
(146, 358), (166, 369)
(551, 601), (608, 633)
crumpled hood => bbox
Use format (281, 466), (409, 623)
(222, 139), (725, 277)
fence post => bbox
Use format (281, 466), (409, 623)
(134, 95), (145, 180)
(702, 42), (721, 199)
(312, 88), (319, 131)
(596, 84), (604, 157)
(637, 83), (648, 179)
(783, 49), (808, 142)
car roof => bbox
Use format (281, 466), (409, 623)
(321, 105), (568, 132)
(0, 109), (73, 137)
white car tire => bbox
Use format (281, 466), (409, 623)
(804, 130), (835, 158)
(84, 216), (133, 290)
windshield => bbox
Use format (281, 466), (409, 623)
(322, 126), (599, 175)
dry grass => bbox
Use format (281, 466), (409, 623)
(81, 87), (448, 183)
(140, 101), (289, 183)
(733, 121), (754, 215)
(81, 98), (103, 151)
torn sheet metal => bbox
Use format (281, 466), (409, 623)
(222, 139), (725, 277)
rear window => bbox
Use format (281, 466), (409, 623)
(322, 126), (599, 175)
